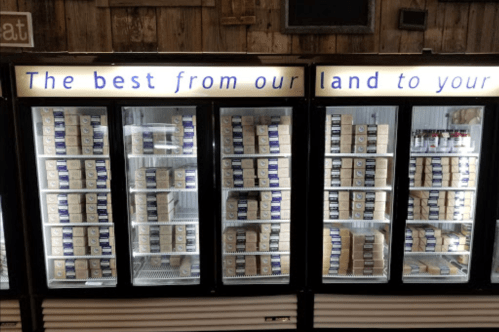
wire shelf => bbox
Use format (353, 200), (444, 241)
(222, 153), (291, 158)
(324, 219), (390, 224)
(130, 188), (198, 193)
(48, 255), (115, 259)
(224, 274), (290, 279)
(406, 220), (473, 224)
(223, 187), (291, 192)
(223, 251), (290, 256)
(411, 153), (479, 157)
(44, 223), (114, 227)
(324, 186), (392, 191)
(128, 154), (197, 159)
(404, 252), (470, 256)
(133, 251), (199, 257)
(135, 264), (199, 280)
(325, 153), (394, 157)
(403, 270), (468, 279)
(41, 189), (111, 193)
(38, 155), (110, 159)
(223, 219), (290, 224)
(410, 187), (476, 191)
(48, 277), (116, 283)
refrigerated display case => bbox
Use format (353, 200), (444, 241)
(321, 106), (397, 283)
(122, 107), (201, 285)
(492, 219), (499, 283)
(403, 106), (484, 283)
(30, 106), (117, 288)
(220, 108), (293, 285)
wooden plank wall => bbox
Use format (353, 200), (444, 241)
(1, 0), (498, 54)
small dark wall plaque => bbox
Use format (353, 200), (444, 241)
(281, 0), (375, 34)
(399, 8), (428, 31)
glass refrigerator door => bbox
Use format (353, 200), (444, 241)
(492, 197), (499, 283)
(123, 107), (200, 286)
(32, 107), (116, 288)
(403, 106), (484, 283)
(322, 107), (397, 283)
(0, 196), (9, 289)
(220, 108), (292, 285)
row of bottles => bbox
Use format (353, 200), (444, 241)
(411, 130), (473, 153)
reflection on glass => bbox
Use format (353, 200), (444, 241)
(322, 106), (398, 283)
(0, 196), (9, 289)
(492, 193), (499, 283)
(403, 106), (484, 283)
(32, 107), (117, 289)
(220, 108), (292, 285)
(123, 107), (200, 286)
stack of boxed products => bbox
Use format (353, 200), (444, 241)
(404, 257), (459, 276)
(52, 226), (115, 280)
(134, 193), (174, 223)
(172, 115), (196, 155)
(407, 190), (472, 221)
(224, 254), (290, 277)
(80, 115), (109, 155)
(405, 225), (468, 257)
(138, 224), (198, 254)
(45, 159), (111, 190)
(134, 166), (197, 190)
(323, 191), (387, 221)
(226, 192), (291, 221)
(322, 225), (350, 275)
(409, 157), (477, 188)
(47, 193), (113, 225)
(41, 108), (81, 155)
(325, 114), (389, 154)
(221, 115), (291, 155)
(222, 158), (290, 188)
(324, 158), (388, 188)
(322, 228), (385, 276)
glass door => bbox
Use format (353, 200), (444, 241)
(403, 106), (484, 283)
(322, 106), (397, 283)
(492, 185), (499, 283)
(123, 107), (200, 286)
(32, 107), (116, 288)
(220, 108), (292, 284)
(0, 196), (8, 289)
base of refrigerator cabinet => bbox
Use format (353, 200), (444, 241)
(403, 270), (468, 283)
(48, 278), (116, 288)
(223, 274), (290, 285)
(323, 274), (388, 284)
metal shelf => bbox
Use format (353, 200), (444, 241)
(404, 252), (470, 256)
(135, 265), (199, 280)
(223, 219), (290, 224)
(406, 220), (473, 224)
(41, 189), (111, 193)
(411, 153), (479, 157)
(132, 221), (198, 227)
(404, 270), (468, 279)
(44, 223), (114, 227)
(133, 251), (199, 257)
(222, 153), (291, 158)
(130, 188), (197, 193)
(223, 251), (290, 256)
(410, 187), (476, 191)
(48, 255), (115, 259)
(325, 153), (394, 157)
(48, 277), (116, 283)
(128, 154), (197, 159)
(324, 219), (390, 224)
(323, 274), (388, 283)
(223, 187), (291, 191)
(324, 186), (392, 191)
(38, 155), (110, 159)
(224, 274), (290, 279)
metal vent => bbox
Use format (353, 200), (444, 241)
(315, 294), (499, 328)
(43, 295), (297, 331)
(0, 300), (22, 332)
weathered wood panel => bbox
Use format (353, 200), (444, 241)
(107, 0), (201, 6)
(317, 35), (336, 54)
(466, 2), (498, 53)
(424, 0), (445, 53)
(128, 7), (157, 52)
(441, 2), (469, 53)
(18, 0), (67, 52)
(65, 1), (112, 53)
(111, 7), (130, 52)
(493, 5), (499, 53)
(336, 0), (381, 53)
(379, 0), (425, 54)
(247, 0), (291, 54)
(157, 7), (202, 52)
(291, 35), (317, 54)
(202, 4), (246, 53)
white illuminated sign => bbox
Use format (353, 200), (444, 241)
(15, 66), (305, 98)
(316, 66), (499, 97)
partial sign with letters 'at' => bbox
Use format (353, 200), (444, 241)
(0, 12), (34, 47)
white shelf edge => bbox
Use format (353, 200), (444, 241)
(404, 252), (470, 256)
(222, 153), (291, 158)
(325, 153), (394, 157)
(44, 223), (114, 227)
(223, 219), (290, 224)
(130, 188), (198, 193)
(128, 154), (197, 158)
(48, 255), (115, 259)
(323, 274), (387, 279)
(410, 187), (476, 191)
(223, 251), (290, 256)
(41, 189), (111, 193)
(406, 220), (473, 224)
(48, 277), (116, 282)
(38, 155), (110, 159)
(224, 274), (290, 279)
(324, 186), (392, 191)
(132, 221), (198, 226)
(411, 153), (479, 157)
(133, 252), (199, 257)
(324, 219), (390, 224)
(223, 187), (291, 191)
